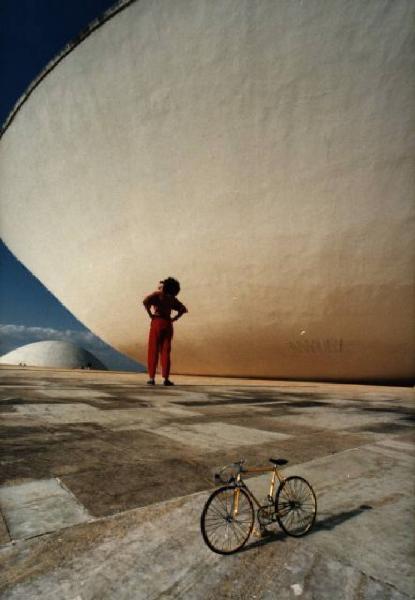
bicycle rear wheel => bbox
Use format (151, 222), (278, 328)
(275, 476), (317, 537)
(201, 486), (254, 554)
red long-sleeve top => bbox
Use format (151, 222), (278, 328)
(143, 291), (188, 320)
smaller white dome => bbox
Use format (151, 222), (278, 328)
(0, 340), (107, 370)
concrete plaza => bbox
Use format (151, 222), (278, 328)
(0, 366), (414, 599)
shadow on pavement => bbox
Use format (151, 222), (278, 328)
(240, 504), (373, 553)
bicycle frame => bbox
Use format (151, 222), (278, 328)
(230, 465), (285, 516)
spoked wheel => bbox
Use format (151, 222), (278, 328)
(275, 476), (317, 537)
(201, 486), (254, 554)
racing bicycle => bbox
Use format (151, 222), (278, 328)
(200, 458), (317, 554)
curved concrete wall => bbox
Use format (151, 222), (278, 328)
(1, 0), (414, 380)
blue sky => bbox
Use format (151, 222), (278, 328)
(1, 0), (144, 372)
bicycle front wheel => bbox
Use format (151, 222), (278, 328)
(275, 476), (317, 537)
(201, 486), (254, 554)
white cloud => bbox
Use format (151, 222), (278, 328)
(0, 323), (105, 348)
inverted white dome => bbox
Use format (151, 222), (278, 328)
(0, 341), (107, 370)
(1, 0), (414, 381)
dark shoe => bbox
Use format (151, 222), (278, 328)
(163, 379), (174, 386)
(147, 379), (155, 385)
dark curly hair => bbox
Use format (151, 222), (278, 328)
(162, 277), (181, 296)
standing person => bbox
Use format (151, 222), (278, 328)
(142, 277), (188, 386)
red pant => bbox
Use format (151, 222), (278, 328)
(147, 318), (174, 378)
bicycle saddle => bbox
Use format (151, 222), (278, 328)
(269, 458), (288, 466)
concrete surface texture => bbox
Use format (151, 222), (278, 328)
(1, 0), (414, 380)
(0, 340), (107, 370)
(0, 366), (414, 599)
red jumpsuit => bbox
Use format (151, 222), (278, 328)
(143, 292), (187, 379)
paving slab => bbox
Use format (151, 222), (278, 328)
(151, 421), (291, 450)
(268, 406), (414, 431)
(0, 479), (92, 540)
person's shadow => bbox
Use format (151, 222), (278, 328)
(239, 504), (373, 553)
